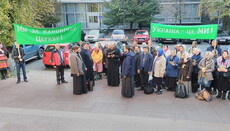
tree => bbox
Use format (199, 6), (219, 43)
(103, 0), (160, 30)
(0, 0), (60, 46)
(201, 0), (230, 31)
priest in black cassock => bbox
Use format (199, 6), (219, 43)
(107, 42), (120, 87)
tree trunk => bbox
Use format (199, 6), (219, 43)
(223, 16), (230, 31)
(139, 23), (142, 30)
(130, 22), (133, 31)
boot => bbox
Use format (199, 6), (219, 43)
(222, 92), (226, 100)
(216, 91), (222, 98)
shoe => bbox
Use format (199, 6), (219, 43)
(137, 87), (144, 91)
(228, 94), (230, 100)
(24, 80), (28, 82)
(216, 91), (221, 98)
(1, 76), (6, 80)
(156, 91), (163, 95)
(222, 93), (226, 100)
(16, 81), (20, 84)
(57, 82), (60, 85)
(61, 80), (68, 83)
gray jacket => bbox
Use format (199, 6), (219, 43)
(69, 51), (85, 75)
(198, 58), (215, 81)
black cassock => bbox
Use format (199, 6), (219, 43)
(107, 48), (120, 86)
(73, 74), (87, 95)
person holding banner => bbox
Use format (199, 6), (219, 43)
(11, 42), (28, 84)
(50, 45), (68, 85)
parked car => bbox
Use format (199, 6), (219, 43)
(42, 43), (78, 67)
(133, 30), (150, 44)
(84, 30), (105, 42)
(181, 39), (201, 44)
(158, 38), (177, 44)
(216, 30), (230, 44)
(13, 44), (45, 62)
(111, 30), (128, 43)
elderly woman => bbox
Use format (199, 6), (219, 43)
(191, 48), (203, 92)
(69, 46), (87, 95)
(178, 52), (193, 95)
(198, 51), (214, 91)
(0, 43), (9, 80)
(216, 50), (230, 100)
(91, 45), (103, 80)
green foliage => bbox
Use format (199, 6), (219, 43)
(103, 0), (161, 29)
(201, 0), (230, 31)
(0, 0), (60, 47)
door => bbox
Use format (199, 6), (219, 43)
(87, 13), (100, 29)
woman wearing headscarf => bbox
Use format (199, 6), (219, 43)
(0, 43), (9, 80)
(152, 48), (166, 94)
(69, 46), (87, 95)
(216, 50), (230, 100)
(91, 45), (103, 80)
(197, 51), (214, 91)
(178, 52), (193, 95)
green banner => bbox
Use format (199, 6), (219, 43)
(14, 23), (81, 44)
(150, 23), (218, 39)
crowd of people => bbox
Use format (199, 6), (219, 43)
(64, 40), (230, 99)
(0, 40), (229, 100)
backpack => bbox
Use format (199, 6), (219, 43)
(144, 86), (154, 95)
(175, 83), (188, 98)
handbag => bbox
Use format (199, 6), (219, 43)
(6, 70), (11, 78)
(144, 86), (154, 94)
(223, 72), (230, 79)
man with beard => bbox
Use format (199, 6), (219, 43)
(81, 42), (94, 91)
(107, 42), (121, 87)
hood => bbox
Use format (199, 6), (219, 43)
(158, 48), (164, 56)
(125, 51), (135, 57)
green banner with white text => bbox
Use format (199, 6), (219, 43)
(14, 23), (81, 44)
(150, 23), (218, 39)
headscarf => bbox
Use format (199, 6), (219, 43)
(158, 48), (164, 56)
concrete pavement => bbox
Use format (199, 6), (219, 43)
(0, 59), (230, 130)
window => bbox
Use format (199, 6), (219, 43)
(89, 16), (98, 23)
(76, 4), (85, 12)
(88, 4), (99, 12)
(65, 4), (75, 13)
(66, 14), (75, 25)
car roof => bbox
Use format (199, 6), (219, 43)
(136, 30), (148, 32)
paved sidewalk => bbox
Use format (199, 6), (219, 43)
(0, 60), (230, 130)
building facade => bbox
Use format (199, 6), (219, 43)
(57, 0), (215, 29)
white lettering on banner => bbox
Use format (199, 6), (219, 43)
(36, 35), (63, 42)
(197, 27), (213, 34)
(152, 26), (179, 34)
(42, 26), (76, 34)
(16, 26), (28, 32)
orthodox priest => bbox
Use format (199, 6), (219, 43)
(107, 42), (120, 86)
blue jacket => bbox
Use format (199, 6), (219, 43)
(137, 52), (153, 72)
(206, 45), (222, 56)
(122, 51), (135, 76)
(166, 55), (180, 77)
(191, 53), (203, 74)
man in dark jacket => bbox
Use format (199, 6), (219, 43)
(81, 42), (94, 90)
(121, 45), (135, 98)
(206, 40), (222, 57)
(11, 42), (28, 84)
(137, 46), (153, 91)
(50, 44), (68, 85)
(191, 48), (203, 92)
(134, 45), (141, 87)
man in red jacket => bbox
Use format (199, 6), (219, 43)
(50, 44), (68, 85)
